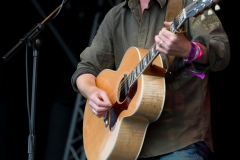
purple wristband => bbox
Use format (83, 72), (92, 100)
(185, 68), (205, 79)
(183, 42), (195, 63)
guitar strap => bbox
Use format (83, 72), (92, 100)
(164, 0), (183, 69)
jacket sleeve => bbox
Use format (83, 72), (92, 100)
(71, 8), (116, 93)
(186, 8), (230, 72)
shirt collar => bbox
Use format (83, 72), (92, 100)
(123, 0), (167, 9)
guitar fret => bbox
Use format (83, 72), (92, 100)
(136, 64), (140, 75)
(147, 52), (150, 62)
(150, 49), (153, 59)
(147, 51), (151, 64)
(179, 12), (186, 25)
(134, 69), (137, 82)
(130, 71), (134, 84)
(140, 61), (143, 73)
(128, 73), (132, 86)
(140, 61), (144, 70)
(128, 76), (131, 87)
(133, 68), (137, 79)
(143, 57), (147, 67)
(129, 72), (132, 84)
(151, 47), (158, 59)
(151, 47), (157, 58)
(131, 70), (134, 80)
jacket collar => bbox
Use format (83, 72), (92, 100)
(123, 0), (167, 9)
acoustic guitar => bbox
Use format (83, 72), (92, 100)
(83, 0), (221, 159)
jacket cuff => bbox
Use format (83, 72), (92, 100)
(71, 68), (98, 93)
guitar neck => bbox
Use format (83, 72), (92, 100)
(127, 11), (185, 88)
(127, 0), (221, 88)
(127, 44), (160, 88)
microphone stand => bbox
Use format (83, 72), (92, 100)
(2, 1), (70, 160)
(27, 36), (42, 160)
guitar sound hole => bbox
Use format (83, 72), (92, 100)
(110, 81), (138, 131)
(119, 84), (127, 102)
(118, 75), (129, 102)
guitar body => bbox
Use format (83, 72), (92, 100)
(83, 47), (166, 160)
(82, 0), (221, 158)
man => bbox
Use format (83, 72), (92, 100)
(71, 0), (230, 159)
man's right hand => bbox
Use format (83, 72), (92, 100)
(76, 74), (112, 118)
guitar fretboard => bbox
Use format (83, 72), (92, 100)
(126, 45), (159, 87)
(125, 0), (220, 88)
(127, 10), (186, 88)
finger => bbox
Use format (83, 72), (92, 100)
(91, 108), (97, 115)
(164, 21), (172, 27)
(90, 90), (112, 106)
(89, 102), (109, 118)
(91, 108), (106, 118)
(159, 40), (164, 47)
(89, 91), (112, 116)
(163, 26), (180, 42)
(98, 92), (112, 106)
(155, 35), (161, 45)
(158, 28), (168, 43)
(155, 31), (165, 46)
(89, 99), (109, 111)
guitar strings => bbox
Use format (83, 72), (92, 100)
(108, 3), (189, 98)
(105, 14), (184, 102)
(98, 1), (198, 103)
(100, 0), (216, 111)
